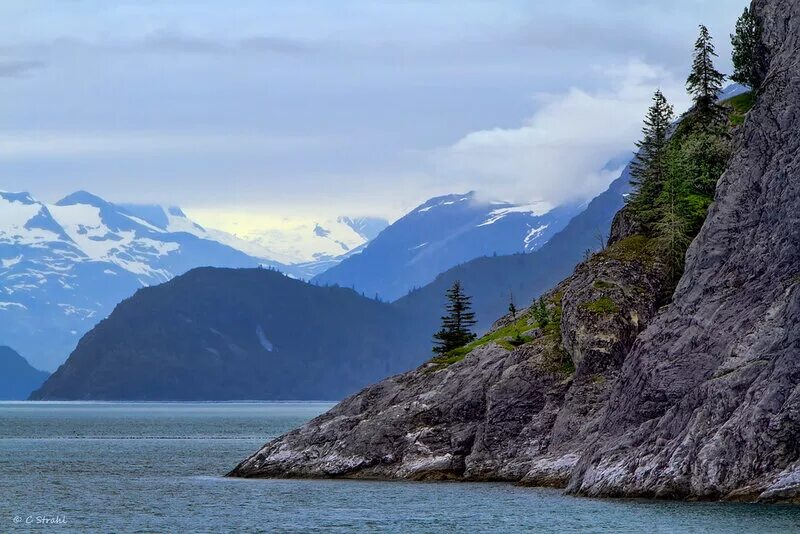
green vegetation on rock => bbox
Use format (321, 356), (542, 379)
(580, 297), (619, 315)
(727, 91), (756, 126)
(429, 292), (570, 373)
(626, 25), (750, 290)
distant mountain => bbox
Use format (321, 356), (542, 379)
(210, 215), (390, 269)
(313, 192), (582, 301)
(30, 267), (429, 401)
(0, 190), (270, 370)
(394, 163), (633, 334)
(119, 204), (387, 280)
(338, 216), (390, 241)
(0, 346), (49, 400)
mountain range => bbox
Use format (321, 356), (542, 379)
(31, 157), (632, 399)
(2, 186), (591, 371)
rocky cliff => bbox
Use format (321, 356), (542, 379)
(230, 0), (800, 502)
(566, 0), (800, 501)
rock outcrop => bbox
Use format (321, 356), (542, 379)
(230, 0), (800, 502)
(228, 227), (668, 484)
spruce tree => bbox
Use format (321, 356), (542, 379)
(629, 89), (674, 229)
(687, 25), (726, 123)
(731, 7), (762, 90)
(532, 297), (549, 328)
(508, 292), (517, 320)
(432, 281), (477, 354)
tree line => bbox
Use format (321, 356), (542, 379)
(627, 9), (762, 285)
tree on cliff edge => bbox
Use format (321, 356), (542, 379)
(687, 25), (726, 124)
(731, 6), (763, 90)
(629, 89), (674, 231)
(433, 281), (477, 354)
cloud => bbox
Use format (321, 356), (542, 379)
(0, 59), (46, 77)
(435, 60), (692, 207)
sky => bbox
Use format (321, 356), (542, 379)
(0, 0), (747, 233)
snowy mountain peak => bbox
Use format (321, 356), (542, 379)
(56, 190), (110, 208)
(314, 192), (582, 301)
(413, 192), (476, 214)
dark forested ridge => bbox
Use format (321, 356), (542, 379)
(31, 268), (429, 400)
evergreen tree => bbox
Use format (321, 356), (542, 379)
(687, 25), (726, 123)
(532, 297), (549, 327)
(508, 292), (517, 320)
(432, 281), (477, 354)
(654, 158), (693, 286)
(629, 89), (674, 229)
(731, 7), (762, 90)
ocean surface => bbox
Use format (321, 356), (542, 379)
(2, 402), (800, 533)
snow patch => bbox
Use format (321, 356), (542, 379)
(1, 256), (22, 268)
(478, 203), (550, 227)
(524, 224), (550, 247)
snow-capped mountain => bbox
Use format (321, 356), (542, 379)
(0, 190), (272, 371)
(313, 192), (582, 301)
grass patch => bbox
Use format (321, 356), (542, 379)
(580, 296), (619, 315)
(597, 235), (655, 264)
(428, 312), (536, 371)
(724, 91), (755, 126)
(428, 291), (575, 377)
(428, 293), (575, 375)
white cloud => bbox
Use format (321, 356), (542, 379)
(436, 59), (692, 207)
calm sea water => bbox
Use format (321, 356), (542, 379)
(2, 402), (799, 533)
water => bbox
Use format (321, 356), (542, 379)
(2, 402), (799, 533)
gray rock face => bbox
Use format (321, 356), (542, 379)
(566, 0), (800, 502)
(230, 0), (800, 502)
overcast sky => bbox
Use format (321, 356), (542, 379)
(0, 0), (747, 230)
